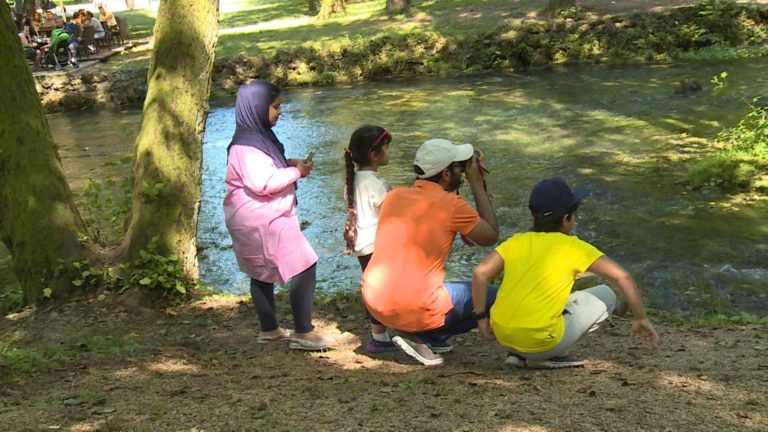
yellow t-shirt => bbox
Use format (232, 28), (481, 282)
(489, 232), (603, 353)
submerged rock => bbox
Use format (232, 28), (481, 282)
(674, 79), (702, 95)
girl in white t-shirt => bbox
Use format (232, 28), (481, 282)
(343, 125), (393, 353)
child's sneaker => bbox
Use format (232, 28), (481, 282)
(364, 338), (397, 353)
(526, 355), (585, 369)
(505, 353), (527, 368)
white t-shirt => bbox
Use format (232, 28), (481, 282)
(353, 170), (388, 256)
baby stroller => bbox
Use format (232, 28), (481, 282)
(43, 28), (78, 70)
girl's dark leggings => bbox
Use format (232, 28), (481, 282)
(250, 263), (316, 334)
(357, 254), (382, 326)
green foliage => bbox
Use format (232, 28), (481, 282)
(0, 333), (145, 383)
(0, 344), (50, 377)
(688, 99), (768, 191)
(64, 334), (143, 355)
(70, 258), (112, 289)
(0, 282), (22, 315)
(710, 70), (728, 89)
(75, 156), (132, 244)
(139, 180), (167, 201)
(672, 45), (768, 61)
(122, 236), (193, 300)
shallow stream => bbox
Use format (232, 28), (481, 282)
(9, 58), (768, 315)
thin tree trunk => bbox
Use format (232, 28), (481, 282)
(121, 0), (220, 281)
(386, 0), (409, 13)
(0, 2), (89, 304)
(308, 0), (317, 15)
(23, 0), (35, 18)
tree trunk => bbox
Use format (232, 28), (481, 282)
(0, 2), (89, 304)
(308, 0), (317, 15)
(317, 0), (345, 18)
(543, 0), (576, 16)
(386, 0), (409, 14)
(121, 0), (220, 281)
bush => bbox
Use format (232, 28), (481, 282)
(688, 99), (768, 191)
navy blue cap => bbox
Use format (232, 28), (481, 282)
(528, 177), (589, 216)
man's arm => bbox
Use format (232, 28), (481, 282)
(463, 156), (498, 246)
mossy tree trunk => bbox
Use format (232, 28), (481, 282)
(0, 0), (220, 306)
(317, 0), (345, 18)
(121, 0), (220, 281)
(0, 2), (89, 304)
(386, 0), (409, 13)
(543, 0), (576, 16)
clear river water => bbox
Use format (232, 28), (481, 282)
(14, 59), (768, 316)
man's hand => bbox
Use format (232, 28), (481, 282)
(629, 317), (660, 349)
(474, 149), (490, 175)
(477, 318), (496, 341)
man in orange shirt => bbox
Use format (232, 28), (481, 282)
(361, 139), (499, 366)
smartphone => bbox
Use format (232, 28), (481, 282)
(305, 148), (316, 163)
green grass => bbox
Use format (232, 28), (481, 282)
(102, 0), (539, 64)
(0, 333), (147, 383)
(687, 100), (768, 191)
(116, 8), (156, 39)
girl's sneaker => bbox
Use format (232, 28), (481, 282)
(364, 338), (397, 353)
(428, 341), (453, 353)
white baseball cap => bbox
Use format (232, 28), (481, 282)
(414, 138), (475, 179)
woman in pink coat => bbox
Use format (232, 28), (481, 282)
(224, 80), (330, 351)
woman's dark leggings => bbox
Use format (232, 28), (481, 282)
(250, 263), (316, 334)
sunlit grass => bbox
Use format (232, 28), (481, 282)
(106, 0), (543, 65)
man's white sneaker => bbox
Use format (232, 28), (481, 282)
(392, 335), (444, 366)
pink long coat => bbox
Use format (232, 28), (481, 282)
(223, 145), (318, 284)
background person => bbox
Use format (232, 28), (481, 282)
(83, 11), (104, 52)
(19, 25), (43, 69)
(472, 177), (660, 369)
(98, 5), (118, 35)
(30, 11), (42, 33)
(361, 138), (499, 366)
(223, 80), (331, 351)
(342, 125), (395, 353)
(63, 10), (82, 66)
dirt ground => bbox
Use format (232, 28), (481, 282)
(1, 294), (766, 432)
(3, 1), (767, 431)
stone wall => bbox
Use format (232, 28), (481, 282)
(35, 68), (148, 113)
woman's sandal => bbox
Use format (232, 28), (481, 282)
(257, 328), (292, 344)
(288, 336), (333, 351)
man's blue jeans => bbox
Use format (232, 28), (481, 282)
(411, 281), (498, 345)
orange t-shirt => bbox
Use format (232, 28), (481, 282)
(361, 180), (481, 332)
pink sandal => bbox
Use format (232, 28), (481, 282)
(257, 328), (292, 344)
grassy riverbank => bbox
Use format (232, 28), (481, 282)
(110, 1), (768, 82)
(1, 293), (767, 431)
